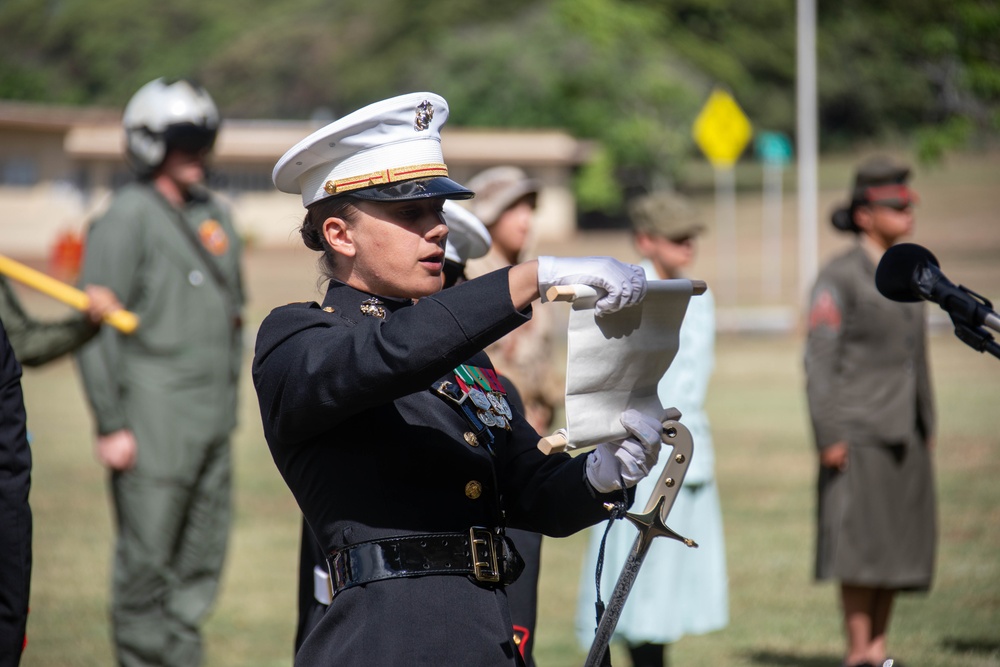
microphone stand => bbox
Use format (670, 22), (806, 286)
(951, 319), (1000, 360)
(945, 285), (1000, 360)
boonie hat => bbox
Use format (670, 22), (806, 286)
(628, 191), (705, 240)
(442, 200), (491, 265)
(464, 166), (540, 227)
(273, 92), (473, 207)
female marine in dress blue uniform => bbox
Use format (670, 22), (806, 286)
(253, 92), (664, 666)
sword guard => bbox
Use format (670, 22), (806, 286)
(624, 509), (698, 549)
(622, 495), (697, 551)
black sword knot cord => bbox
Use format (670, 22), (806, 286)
(593, 476), (630, 632)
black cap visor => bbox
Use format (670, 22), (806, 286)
(349, 177), (474, 202)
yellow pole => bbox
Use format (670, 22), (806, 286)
(0, 254), (139, 334)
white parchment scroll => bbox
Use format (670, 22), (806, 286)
(556, 279), (701, 450)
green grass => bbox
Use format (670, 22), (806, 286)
(18, 330), (1000, 667)
(14, 149), (1000, 666)
(533, 334), (1000, 667)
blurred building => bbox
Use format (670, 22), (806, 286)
(0, 100), (593, 257)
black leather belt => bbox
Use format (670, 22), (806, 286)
(327, 527), (523, 598)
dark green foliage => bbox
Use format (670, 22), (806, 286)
(1, 0), (997, 209)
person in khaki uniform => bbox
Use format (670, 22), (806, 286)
(76, 78), (244, 667)
(463, 166), (560, 434)
(805, 156), (935, 667)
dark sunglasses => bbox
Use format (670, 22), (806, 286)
(872, 200), (914, 212)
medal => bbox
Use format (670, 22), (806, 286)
(488, 392), (512, 419)
(477, 409), (497, 427)
(469, 388), (492, 411)
(452, 364), (514, 433)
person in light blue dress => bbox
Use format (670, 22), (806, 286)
(575, 191), (728, 667)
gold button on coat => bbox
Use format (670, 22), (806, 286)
(464, 481), (482, 499)
(463, 432), (479, 447)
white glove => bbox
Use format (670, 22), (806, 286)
(537, 256), (647, 316)
(585, 409), (663, 493)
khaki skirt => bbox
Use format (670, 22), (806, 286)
(815, 440), (936, 590)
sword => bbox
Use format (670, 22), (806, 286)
(583, 407), (698, 667)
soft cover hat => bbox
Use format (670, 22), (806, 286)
(851, 155), (917, 209)
(628, 191), (705, 240)
(831, 155), (917, 232)
(464, 165), (540, 227)
(273, 92), (472, 207)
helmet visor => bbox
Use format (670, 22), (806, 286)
(164, 123), (218, 155)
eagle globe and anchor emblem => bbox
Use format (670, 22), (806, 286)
(414, 100), (434, 131)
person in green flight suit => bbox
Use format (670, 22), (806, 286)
(0, 275), (120, 367)
(75, 78), (244, 667)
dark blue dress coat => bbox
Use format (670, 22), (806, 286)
(253, 268), (625, 666)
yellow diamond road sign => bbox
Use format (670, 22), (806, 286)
(693, 88), (753, 169)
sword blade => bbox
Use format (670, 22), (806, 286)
(583, 414), (697, 667)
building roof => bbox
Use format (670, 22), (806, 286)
(0, 100), (121, 131)
(0, 101), (593, 167)
(64, 122), (593, 167)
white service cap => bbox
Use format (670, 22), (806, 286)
(272, 92), (473, 207)
(442, 200), (491, 265)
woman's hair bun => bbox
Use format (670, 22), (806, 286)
(300, 220), (325, 251)
(830, 205), (859, 233)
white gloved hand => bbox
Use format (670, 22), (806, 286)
(585, 409), (663, 493)
(537, 256), (647, 316)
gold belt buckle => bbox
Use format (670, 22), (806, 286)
(469, 527), (500, 583)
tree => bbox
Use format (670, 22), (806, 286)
(1, 0), (997, 205)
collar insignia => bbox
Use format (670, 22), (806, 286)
(360, 297), (387, 319)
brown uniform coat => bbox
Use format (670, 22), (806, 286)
(805, 243), (936, 589)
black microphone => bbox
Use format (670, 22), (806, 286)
(874, 243), (933, 303)
(876, 243), (1000, 335)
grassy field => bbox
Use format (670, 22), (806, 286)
(533, 334), (1000, 667)
(12, 150), (1000, 666)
